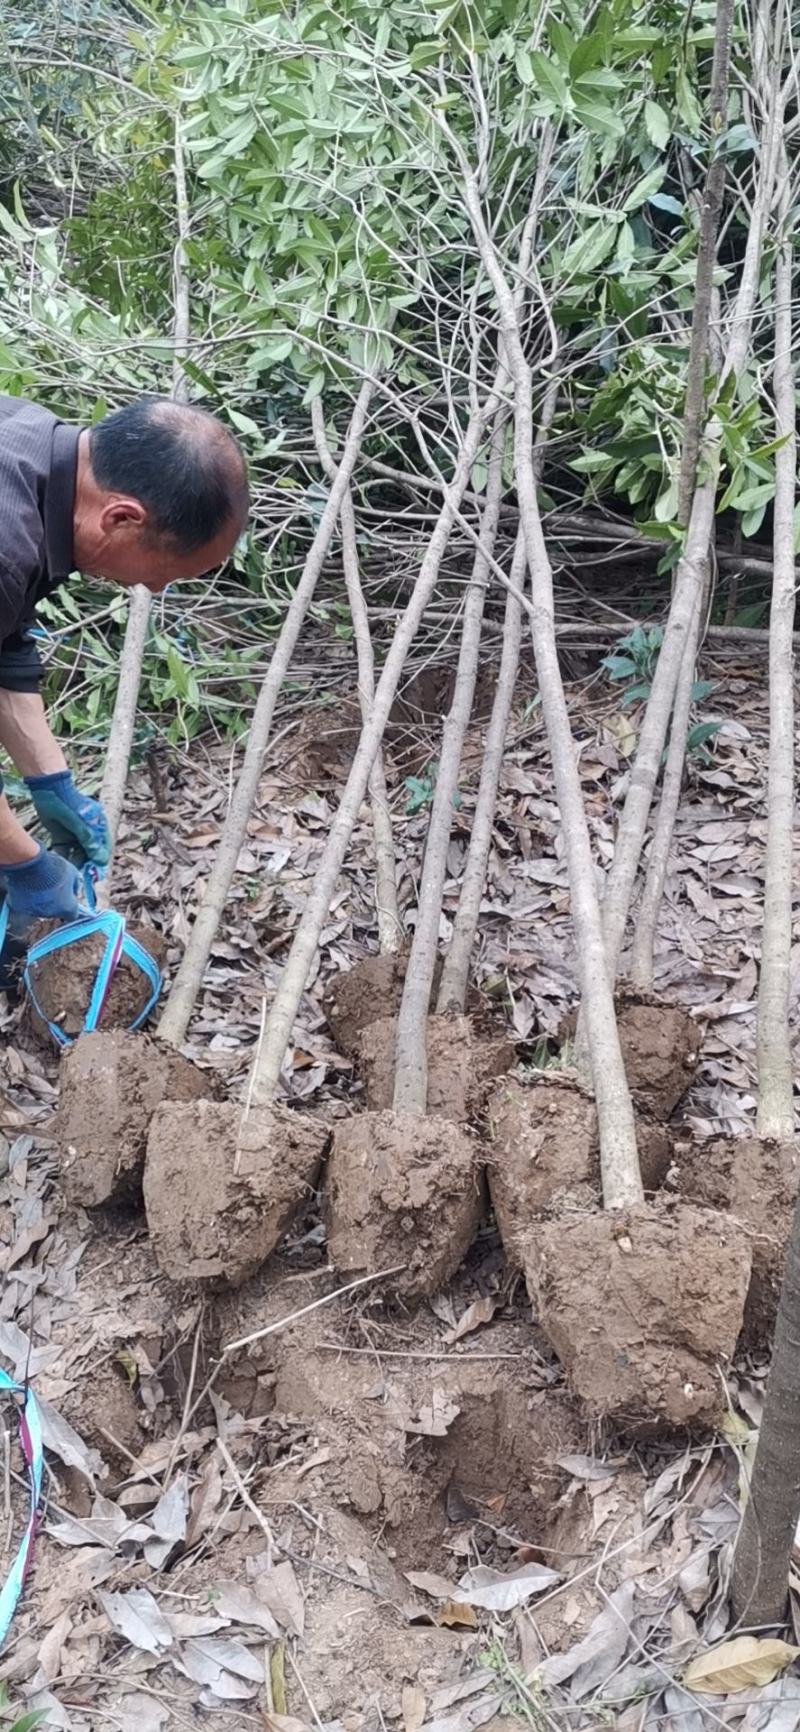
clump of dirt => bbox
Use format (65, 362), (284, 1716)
(144, 1100), (328, 1285)
(525, 1200), (751, 1430)
(616, 996), (700, 1117)
(487, 1076), (671, 1265)
(325, 1109), (484, 1300)
(359, 1014), (515, 1124)
(323, 950), (442, 1058)
(57, 1030), (216, 1208)
(562, 995), (700, 1118)
(675, 1135), (799, 1344)
(27, 922), (167, 1044)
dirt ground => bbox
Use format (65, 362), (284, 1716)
(0, 659), (798, 1730)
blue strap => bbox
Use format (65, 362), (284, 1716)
(0, 1369), (42, 1646)
(4, 863), (162, 1046)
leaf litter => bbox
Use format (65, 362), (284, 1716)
(0, 663), (796, 1729)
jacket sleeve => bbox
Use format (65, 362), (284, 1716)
(0, 627), (43, 693)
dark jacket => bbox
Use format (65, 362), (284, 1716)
(0, 395), (80, 693)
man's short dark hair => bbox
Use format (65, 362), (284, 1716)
(90, 396), (249, 553)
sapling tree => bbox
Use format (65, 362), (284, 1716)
(311, 397), (400, 955)
(731, 163), (797, 1629)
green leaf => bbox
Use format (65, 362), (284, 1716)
(687, 720), (723, 752)
(528, 51), (569, 107)
(621, 681), (653, 705)
(569, 31), (607, 78)
(573, 98), (625, 139)
(654, 475), (679, 521)
(644, 98), (670, 150)
(676, 66), (702, 135)
(548, 19), (574, 64)
(623, 164), (665, 212)
(409, 38), (446, 68)
(572, 68), (625, 92)
(562, 222), (619, 274)
(649, 191), (684, 216)
(601, 655), (639, 679)
(228, 408), (262, 437)
(515, 46), (534, 86)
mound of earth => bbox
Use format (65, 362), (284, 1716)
(487, 1075), (672, 1264)
(57, 1030), (216, 1207)
(675, 1134), (799, 1343)
(325, 1108), (484, 1300)
(323, 951), (439, 1058)
(359, 1013), (515, 1123)
(525, 1199), (751, 1430)
(144, 1100), (328, 1285)
(563, 995), (700, 1118)
(27, 922), (167, 1044)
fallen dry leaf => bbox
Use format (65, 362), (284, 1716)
(402, 1683), (427, 1732)
(98, 1587), (173, 1654)
(406, 1387), (461, 1437)
(684, 1636), (800, 1695)
(406, 1570), (460, 1602)
(457, 1560), (560, 1611)
(445, 1296), (497, 1345)
(436, 1600), (478, 1630)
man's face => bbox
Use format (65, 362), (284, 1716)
(81, 499), (243, 593)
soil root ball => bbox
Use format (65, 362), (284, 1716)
(676, 1135), (799, 1345)
(487, 1076), (671, 1265)
(524, 1201), (751, 1431)
(616, 996), (700, 1117)
(27, 923), (167, 1046)
(144, 1101), (328, 1286)
(325, 1108), (485, 1300)
(323, 951), (441, 1059)
(360, 1014), (514, 1124)
(57, 1030), (216, 1208)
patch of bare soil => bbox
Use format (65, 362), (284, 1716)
(359, 1013), (515, 1123)
(269, 1321), (580, 1566)
(487, 1075), (671, 1265)
(674, 1134), (800, 1344)
(525, 1200), (752, 1430)
(26, 921), (167, 1044)
(325, 1108), (485, 1299)
(57, 1029), (217, 1207)
(144, 1100), (328, 1284)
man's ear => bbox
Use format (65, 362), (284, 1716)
(98, 495), (148, 534)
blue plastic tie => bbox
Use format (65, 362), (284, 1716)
(2, 863), (161, 1045)
(0, 1369), (42, 1647)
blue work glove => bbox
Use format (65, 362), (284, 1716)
(25, 772), (111, 868)
(1, 846), (82, 921)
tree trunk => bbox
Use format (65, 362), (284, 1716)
(732, 1184), (800, 1625)
(676, 0), (735, 526)
(437, 533), (524, 1015)
(158, 379), (373, 1046)
(596, 58), (784, 978)
(629, 579), (707, 991)
(444, 125), (642, 1207)
(311, 398), (401, 954)
(394, 412), (506, 1113)
(756, 201), (795, 1140)
(98, 115), (191, 897)
(248, 377), (503, 1104)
